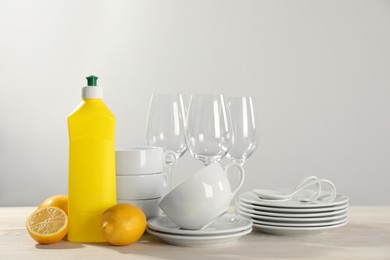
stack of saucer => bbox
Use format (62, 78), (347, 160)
(239, 191), (349, 236)
(147, 214), (252, 247)
(116, 147), (167, 219)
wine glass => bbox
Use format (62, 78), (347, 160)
(226, 96), (257, 213)
(146, 94), (187, 191)
(226, 96), (257, 165)
(186, 94), (232, 165)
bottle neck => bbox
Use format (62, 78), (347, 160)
(83, 98), (102, 101)
(82, 86), (103, 99)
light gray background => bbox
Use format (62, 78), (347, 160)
(0, 0), (389, 206)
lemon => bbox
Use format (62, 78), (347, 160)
(101, 203), (146, 246)
(38, 194), (68, 214)
(26, 207), (68, 244)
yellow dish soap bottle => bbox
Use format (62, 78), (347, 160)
(68, 75), (116, 242)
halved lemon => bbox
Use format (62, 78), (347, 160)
(26, 207), (68, 244)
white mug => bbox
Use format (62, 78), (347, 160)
(159, 162), (245, 230)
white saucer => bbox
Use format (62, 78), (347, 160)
(239, 201), (348, 217)
(148, 214), (253, 236)
(239, 208), (347, 222)
(147, 227), (252, 247)
(251, 215), (347, 227)
(253, 221), (348, 236)
(239, 192), (349, 208)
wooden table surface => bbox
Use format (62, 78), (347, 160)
(1, 206), (389, 259)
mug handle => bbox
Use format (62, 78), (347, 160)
(224, 162), (245, 197)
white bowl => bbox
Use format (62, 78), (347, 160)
(116, 146), (164, 175)
(116, 173), (167, 200)
(117, 198), (163, 219)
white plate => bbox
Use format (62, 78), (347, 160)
(239, 200), (349, 213)
(253, 221), (348, 236)
(239, 209), (347, 223)
(251, 215), (348, 227)
(146, 227), (252, 247)
(148, 214), (252, 236)
(239, 208), (348, 222)
(239, 192), (349, 208)
(239, 202), (348, 217)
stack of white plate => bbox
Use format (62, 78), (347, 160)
(146, 214), (253, 247)
(239, 191), (349, 236)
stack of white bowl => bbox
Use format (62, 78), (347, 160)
(115, 147), (166, 219)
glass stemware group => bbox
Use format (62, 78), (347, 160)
(146, 94), (257, 197)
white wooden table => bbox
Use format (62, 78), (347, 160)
(1, 206), (389, 259)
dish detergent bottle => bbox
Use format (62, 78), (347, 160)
(68, 75), (116, 242)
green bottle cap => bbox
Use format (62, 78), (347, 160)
(86, 75), (98, 86)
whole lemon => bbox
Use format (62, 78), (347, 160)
(38, 194), (68, 214)
(101, 203), (146, 246)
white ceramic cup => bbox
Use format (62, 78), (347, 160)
(159, 162), (245, 230)
(116, 146), (168, 175)
(116, 173), (167, 200)
(117, 198), (163, 219)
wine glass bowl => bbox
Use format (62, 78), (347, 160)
(186, 94), (232, 165)
(226, 96), (257, 166)
(146, 94), (187, 160)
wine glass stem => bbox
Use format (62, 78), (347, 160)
(164, 166), (173, 193)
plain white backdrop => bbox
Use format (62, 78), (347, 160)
(0, 0), (389, 205)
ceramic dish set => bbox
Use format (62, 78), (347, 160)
(238, 178), (349, 236)
(116, 95), (349, 246)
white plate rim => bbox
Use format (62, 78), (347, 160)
(147, 214), (253, 236)
(239, 208), (348, 222)
(146, 227), (252, 241)
(239, 202), (348, 217)
(239, 200), (349, 213)
(250, 216), (348, 227)
(252, 220), (348, 235)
